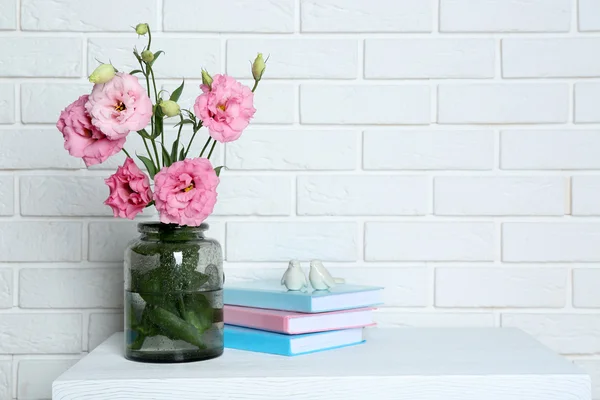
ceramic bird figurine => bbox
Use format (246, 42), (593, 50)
(309, 260), (345, 290)
(281, 260), (308, 291)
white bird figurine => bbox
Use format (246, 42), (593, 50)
(309, 260), (345, 290)
(281, 260), (308, 291)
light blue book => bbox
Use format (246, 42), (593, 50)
(224, 280), (383, 313)
(224, 325), (365, 356)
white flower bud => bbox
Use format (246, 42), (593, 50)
(141, 50), (154, 63)
(135, 23), (149, 35)
(88, 64), (116, 84)
(201, 69), (213, 88)
(252, 53), (266, 81)
(160, 100), (181, 117)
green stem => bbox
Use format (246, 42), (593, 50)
(147, 26), (152, 50)
(141, 138), (156, 167)
(147, 66), (163, 166)
(151, 139), (161, 170)
(122, 148), (131, 158)
(174, 115), (184, 159)
(129, 333), (146, 351)
(207, 140), (217, 160)
(198, 135), (211, 158)
(251, 80), (259, 92)
(183, 122), (203, 159)
(150, 67), (159, 103)
(138, 59), (155, 140)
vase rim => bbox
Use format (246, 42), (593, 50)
(137, 222), (209, 233)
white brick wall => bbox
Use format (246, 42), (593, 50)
(439, 0), (571, 32)
(573, 269), (600, 308)
(579, 0), (600, 31)
(502, 38), (600, 78)
(297, 175), (428, 216)
(228, 39), (358, 79)
(502, 314), (600, 354)
(503, 223), (600, 262)
(17, 358), (79, 400)
(88, 313), (124, 351)
(0, 269), (12, 309)
(165, 0), (294, 32)
(2, 1), (600, 397)
(435, 268), (567, 308)
(438, 84), (569, 124)
(0, 360), (10, 400)
(0, 38), (82, 77)
(575, 83), (600, 123)
(363, 130), (494, 170)
(0, 84), (15, 124)
(434, 177), (567, 216)
(0, 314), (82, 354)
(501, 130), (600, 170)
(301, 85), (431, 124)
(365, 222), (495, 261)
(300, 0), (433, 32)
(573, 176), (600, 215)
(365, 39), (495, 79)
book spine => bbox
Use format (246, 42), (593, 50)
(225, 328), (291, 356)
(226, 310), (287, 333)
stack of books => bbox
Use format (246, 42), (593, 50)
(222, 281), (383, 356)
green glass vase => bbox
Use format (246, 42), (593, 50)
(124, 222), (224, 363)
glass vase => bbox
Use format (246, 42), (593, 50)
(124, 222), (224, 363)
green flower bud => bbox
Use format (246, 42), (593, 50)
(135, 23), (149, 35)
(160, 100), (181, 117)
(141, 50), (154, 63)
(252, 53), (266, 81)
(88, 64), (116, 84)
(201, 69), (213, 88)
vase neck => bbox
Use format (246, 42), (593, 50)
(138, 222), (208, 241)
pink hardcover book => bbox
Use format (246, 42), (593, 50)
(224, 305), (376, 334)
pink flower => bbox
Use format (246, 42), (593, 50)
(153, 158), (219, 226)
(104, 158), (153, 220)
(86, 73), (153, 140)
(56, 95), (125, 167)
(193, 74), (256, 143)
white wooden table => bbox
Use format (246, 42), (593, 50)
(53, 328), (591, 400)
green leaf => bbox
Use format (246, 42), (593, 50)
(137, 129), (152, 140)
(214, 166), (224, 177)
(170, 140), (180, 164)
(129, 69), (144, 75)
(149, 50), (164, 67)
(181, 293), (213, 334)
(170, 80), (185, 102)
(161, 144), (172, 167)
(179, 147), (186, 161)
(145, 305), (206, 349)
(153, 107), (164, 139)
(182, 109), (196, 120)
(173, 119), (194, 128)
(137, 155), (157, 179)
(132, 48), (142, 62)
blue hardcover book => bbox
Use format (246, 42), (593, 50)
(224, 280), (383, 313)
(224, 325), (365, 356)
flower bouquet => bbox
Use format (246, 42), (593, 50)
(56, 23), (266, 362)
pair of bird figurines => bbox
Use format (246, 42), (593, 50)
(281, 260), (345, 291)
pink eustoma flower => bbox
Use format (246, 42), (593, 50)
(56, 95), (125, 167)
(193, 74), (256, 143)
(104, 158), (153, 220)
(86, 72), (153, 140)
(153, 158), (219, 226)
